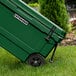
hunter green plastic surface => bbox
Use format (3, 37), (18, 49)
(0, 0), (66, 61)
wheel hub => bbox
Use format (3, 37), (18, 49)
(34, 60), (38, 64)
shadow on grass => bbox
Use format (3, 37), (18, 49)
(0, 55), (28, 71)
(8, 61), (25, 70)
(0, 48), (29, 71)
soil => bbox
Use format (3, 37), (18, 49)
(60, 30), (76, 46)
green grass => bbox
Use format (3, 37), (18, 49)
(0, 46), (76, 76)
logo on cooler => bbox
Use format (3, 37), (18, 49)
(14, 14), (29, 25)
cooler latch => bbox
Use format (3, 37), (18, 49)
(45, 26), (56, 41)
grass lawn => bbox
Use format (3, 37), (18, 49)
(0, 46), (76, 76)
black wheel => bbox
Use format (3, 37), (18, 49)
(27, 54), (45, 67)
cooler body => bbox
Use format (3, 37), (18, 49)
(0, 0), (66, 61)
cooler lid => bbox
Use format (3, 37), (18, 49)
(0, 0), (66, 38)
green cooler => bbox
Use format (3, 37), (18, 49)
(0, 0), (66, 66)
